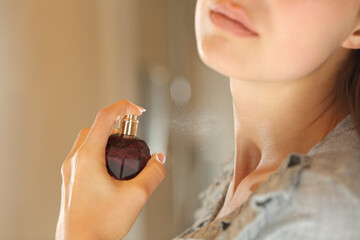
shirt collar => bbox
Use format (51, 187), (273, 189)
(278, 114), (355, 171)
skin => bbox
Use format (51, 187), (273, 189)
(194, 0), (360, 218)
(57, 0), (360, 239)
(56, 100), (166, 240)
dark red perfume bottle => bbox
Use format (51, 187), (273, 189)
(105, 114), (151, 180)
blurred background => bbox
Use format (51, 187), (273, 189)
(0, 0), (234, 239)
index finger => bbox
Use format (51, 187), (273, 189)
(83, 100), (145, 153)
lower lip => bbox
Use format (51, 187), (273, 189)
(209, 11), (257, 37)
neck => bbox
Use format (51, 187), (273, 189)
(230, 47), (350, 188)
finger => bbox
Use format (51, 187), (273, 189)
(131, 153), (166, 200)
(83, 100), (145, 153)
(62, 128), (90, 180)
(66, 128), (90, 159)
(112, 129), (120, 134)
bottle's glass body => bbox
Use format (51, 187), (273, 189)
(105, 133), (151, 180)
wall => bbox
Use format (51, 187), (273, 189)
(0, 1), (142, 239)
(0, 1), (234, 239)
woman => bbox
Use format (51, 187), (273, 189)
(56, 0), (360, 239)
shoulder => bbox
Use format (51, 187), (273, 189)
(243, 150), (360, 240)
(173, 157), (234, 239)
(270, 148), (360, 240)
(194, 157), (234, 224)
(304, 146), (360, 199)
(245, 145), (360, 240)
(299, 114), (360, 200)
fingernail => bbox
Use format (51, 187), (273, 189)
(156, 153), (166, 165)
(139, 107), (146, 113)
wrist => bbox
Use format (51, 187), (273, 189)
(56, 224), (102, 240)
(57, 232), (101, 240)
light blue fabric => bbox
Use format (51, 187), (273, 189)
(174, 114), (360, 240)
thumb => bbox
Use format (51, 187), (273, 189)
(131, 153), (166, 199)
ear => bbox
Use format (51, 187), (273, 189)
(342, 23), (360, 49)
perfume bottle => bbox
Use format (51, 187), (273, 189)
(105, 114), (151, 180)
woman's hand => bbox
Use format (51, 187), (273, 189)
(55, 100), (166, 240)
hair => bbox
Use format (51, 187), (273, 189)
(336, 49), (360, 136)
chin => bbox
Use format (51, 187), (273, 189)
(197, 35), (329, 83)
(196, 34), (258, 81)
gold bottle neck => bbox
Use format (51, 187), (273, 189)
(119, 114), (138, 136)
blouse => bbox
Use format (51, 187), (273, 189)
(173, 114), (360, 240)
